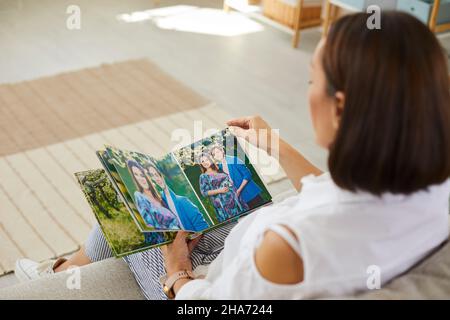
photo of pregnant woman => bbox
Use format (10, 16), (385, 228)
(210, 144), (265, 210)
(198, 153), (247, 222)
(173, 129), (272, 225)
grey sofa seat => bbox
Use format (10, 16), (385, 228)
(1, 183), (449, 299)
(0, 257), (145, 300)
(1, 236), (450, 299)
(355, 239), (450, 299)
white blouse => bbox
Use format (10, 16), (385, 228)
(176, 173), (450, 299)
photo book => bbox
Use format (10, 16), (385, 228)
(75, 128), (272, 257)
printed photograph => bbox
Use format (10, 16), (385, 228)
(97, 150), (144, 230)
(173, 128), (272, 225)
(152, 153), (213, 230)
(75, 169), (175, 257)
(105, 146), (210, 232)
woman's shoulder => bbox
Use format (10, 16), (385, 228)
(134, 191), (150, 206)
(199, 173), (210, 181)
(134, 190), (145, 199)
(300, 172), (333, 189)
(254, 228), (303, 285)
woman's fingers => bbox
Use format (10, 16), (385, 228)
(160, 243), (168, 256)
(227, 117), (252, 129)
(229, 116), (275, 151)
(174, 231), (189, 245)
(229, 126), (260, 148)
(163, 231), (201, 254)
(187, 235), (203, 252)
(228, 126), (250, 139)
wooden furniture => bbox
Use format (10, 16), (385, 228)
(223, 0), (323, 48)
(322, 0), (397, 36)
(322, 0), (344, 37)
(263, 0), (323, 47)
(400, 0), (450, 33)
(322, 0), (450, 37)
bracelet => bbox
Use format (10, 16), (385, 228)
(161, 270), (195, 299)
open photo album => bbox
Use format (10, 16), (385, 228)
(75, 128), (272, 257)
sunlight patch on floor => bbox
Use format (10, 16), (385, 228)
(116, 5), (264, 37)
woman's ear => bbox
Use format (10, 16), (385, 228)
(331, 91), (345, 129)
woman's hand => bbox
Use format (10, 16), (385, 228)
(207, 187), (229, 196)
(227, 115), (278, 153)
(220, 186), (229, 194)
(161, 231), (202, 276)
(236, 185), (246, 198)
(228, 115), (322, 191)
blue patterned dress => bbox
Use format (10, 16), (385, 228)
(134, 191), (181, 230)
(199, 172), (248, 222)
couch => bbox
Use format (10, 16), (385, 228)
(1, 179), (449, 300)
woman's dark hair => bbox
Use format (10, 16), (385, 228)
(127, 159), (164, 204)
(199, 153), (219, 173)
(143, 160), (162, 179)
(210, 145), (225, 157)
(324, 11), (450, 195)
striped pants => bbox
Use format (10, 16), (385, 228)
(85, 222), (236, 299)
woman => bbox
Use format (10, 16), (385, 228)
(143, 160), (210, 231)
(198, 153), (247, 222)
(209, 144), (264, 209)
(127, 160), (181, 230)
(15, 12), (450, 299)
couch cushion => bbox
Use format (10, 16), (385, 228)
(0, 257), (144, 300)
(352, 198), (450, 299)
(353, 239), (450, 299)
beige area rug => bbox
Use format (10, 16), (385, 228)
(0, 59), (286, 275)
